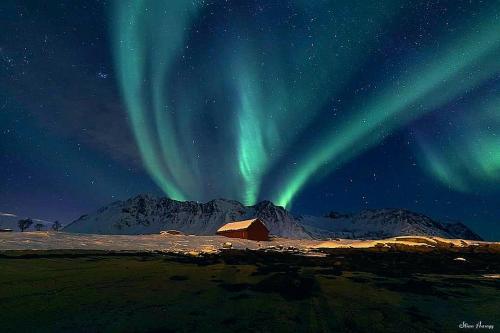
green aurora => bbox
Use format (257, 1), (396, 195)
(417, 96), (500, 193)
(111, 0), (500, 207)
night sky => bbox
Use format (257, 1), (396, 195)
(1, 1), (499, 239)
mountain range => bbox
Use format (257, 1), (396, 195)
(0, 212), (56, 231)
(64, 194), (482, 240)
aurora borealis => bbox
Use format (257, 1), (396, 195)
(1, 0), (500, 239)
(417, 96), (500, 193)
(112, 0), (500, 208)
(111, 0), (404, 206)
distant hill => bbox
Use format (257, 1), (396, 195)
(64, 194), (482, 240)
(0, 212), (59, 231)
(299, 208), (482, 240)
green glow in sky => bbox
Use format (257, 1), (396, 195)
(418, 97), (500, 192)
(111, 1), (500, 207)
(273, 10), (500, 207)
(112, 0), (202, 201)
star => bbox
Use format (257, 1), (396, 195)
(97, 71), (108, 79)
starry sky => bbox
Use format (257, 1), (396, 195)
(1, 0), (499, 239)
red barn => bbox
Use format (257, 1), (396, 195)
(216, 218), (269, 241)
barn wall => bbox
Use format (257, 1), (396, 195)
(247, 222), (269, 241)
(217, 220), (269, 241)
(218, 230), (246, 239)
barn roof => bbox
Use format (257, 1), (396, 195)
(217, 218), (264, 232)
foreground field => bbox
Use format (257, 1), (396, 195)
(0, 250), (499, 333)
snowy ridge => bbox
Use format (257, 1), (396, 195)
(64, 195), (310, 239)
(64, 195), (482, 240)
(299, 208), (482, 240)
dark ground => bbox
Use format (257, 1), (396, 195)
(0, 250), (499, 333)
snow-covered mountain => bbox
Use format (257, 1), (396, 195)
(299, 209), (482, 240)
(0, 212), (59, 231)
(440, 220), (484, 241)
(64, 195), (310, 239)
(64, 195), (482, 240)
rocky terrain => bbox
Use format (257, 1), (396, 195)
(63, 194), (483, 240)
(2, 237), (499, 333)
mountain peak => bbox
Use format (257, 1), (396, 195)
(131, 193), (158, 200)
(304, 208), (482, 240)
(64, 196), (482, 241)
(65, 195), (310, 238)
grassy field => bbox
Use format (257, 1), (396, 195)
(0, 251), (499, 332)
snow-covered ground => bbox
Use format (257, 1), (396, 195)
(0, 232), (498, 254)
(0, 232), (318, 253)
